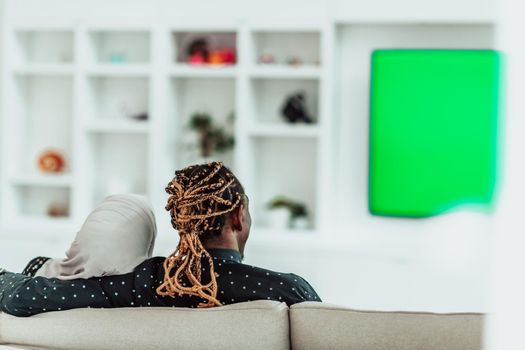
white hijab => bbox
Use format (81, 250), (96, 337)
(36, 194), (157, 280)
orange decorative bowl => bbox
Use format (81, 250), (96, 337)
(37, 150), (65, 173)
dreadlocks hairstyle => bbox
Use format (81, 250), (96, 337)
(156, 161), (245, 307)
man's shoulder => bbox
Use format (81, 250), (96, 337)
(227, 263), (321, 303)
(235, 263), (309, 285)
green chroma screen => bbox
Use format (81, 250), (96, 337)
(369, 49), (502, 217)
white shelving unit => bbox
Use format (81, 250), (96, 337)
(1, 19), (334, 241)
(238, 24), (334, 238)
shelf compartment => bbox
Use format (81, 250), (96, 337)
(169, 77), (236, 169)
(251, 31), (321, 67)
(12, 184), (71, 218)
(13, 30), (74, 64)
(171, 31), (237, 66)
(11, 75), (73, 174)
(84, 76), (149, 122)
(88, 30), (150, 64)
(248, 77), (319, 125)
(87, 133), (148, 206)
(250, 138), (318, 230)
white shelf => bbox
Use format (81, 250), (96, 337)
(84, 120), (150, 134)
(249, 65), (321, 79)
(169, 64), (238, 78)
(10, 173), (73, 187)
(85, 64), (151, 77)
(12, 64), (74, 76)
(247, 123), (319, 138)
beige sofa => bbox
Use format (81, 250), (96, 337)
(0, 301), (483, 350)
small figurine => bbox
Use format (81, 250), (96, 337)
(287, 56), (303, 66)
(47, 201), (69, 217)
(259, 53), (275, 64)
(281, 92), (313, 123)
(224, 48), (236, 64)
(187, 38), (209, 65)
(109, 53), (126, 63)
(37, 150), (65, 173)
(131, 112), (148, 121)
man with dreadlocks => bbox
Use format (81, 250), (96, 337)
(0, 162), (320, 316)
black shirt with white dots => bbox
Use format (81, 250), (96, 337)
(0, 249), (321, 317)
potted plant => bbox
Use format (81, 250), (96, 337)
(289, 202), (309, 230)
(188, 112), (234, 159)
(267, 196), (309, 230)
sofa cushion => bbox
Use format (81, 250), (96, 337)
(290, 302), (483, 350)
(0, 301), (289, 350)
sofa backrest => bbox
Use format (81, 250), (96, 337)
(290, 302), (484, 350)
(0, 301), (485, 350)
(0, 300), (290, 350)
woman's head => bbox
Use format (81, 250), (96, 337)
(36, 194), (157, 280)
(157, 161), (250, 307)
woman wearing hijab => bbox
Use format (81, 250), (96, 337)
(22, 194), (157, 279)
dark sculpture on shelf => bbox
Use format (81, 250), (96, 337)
(131, 112), (148, 121)
(281, 91), (313, 124)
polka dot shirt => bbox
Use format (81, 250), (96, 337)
(21, 257), (50, 277)
(0, 249), (320, 317)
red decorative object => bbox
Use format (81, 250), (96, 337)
(185, 38), (236, 66)
(188, 53), (206, 65)
(208, 48), (236, 65)
(37, 150), (65, 173)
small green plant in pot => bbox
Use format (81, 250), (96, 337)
(267, 196), (309, 230)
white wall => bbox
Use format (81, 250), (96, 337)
(4, 0), (496, 23)
(484, 0), (525, 347)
